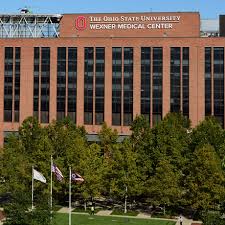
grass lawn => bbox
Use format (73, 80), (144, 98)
(54, 213), (176, 225)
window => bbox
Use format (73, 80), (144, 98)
(112, 47), (122, 125)
(33, 47), (39, 119)
(67, 47), (77, 122)
(14, 47), (20, 122)
(182, 47), (189, 117)
(170, 47), (181, 113)
(33, 47), (50, 123)
(41, 47), (50, 123)
(95, 47), (105, 125)
(170, 47), (189, 117)
(57, 47), (66, 120)
(4, 47), (21, 122)
(214, 47), (224, 126)
(141, 47), (151, 122)
(4, 47), (13, 122)
(84, 47), (94, 124)
(153, 47), (163, 125)
(123, 47), (133, 126)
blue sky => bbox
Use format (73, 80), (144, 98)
(1, 0), (225, 19)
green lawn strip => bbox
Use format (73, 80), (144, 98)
(111, 209), (139, 216)
(54, 213), (176, 225)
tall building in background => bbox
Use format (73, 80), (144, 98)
(0, 11), (225, 144)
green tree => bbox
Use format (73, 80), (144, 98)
(0, 135), (29, 193)
(47, 118), (87, 161)
(1, 117), (51, 196)
(3, 191), (51, 225)
(130, 115), (151, 145)
(185, 144), (225, 210)
(201, 211), (225, 225)
(151, 113), (191, 170)
(143, 113), (190, 207)
(109, 139), (143, 213)
(147, 159), (182, 214)
(1, 116), (88, 208)
(191, 116), (225, 158)
(98, 123), (120, 198)
(18, 117), (43, 155)
(129, 113), (190, 208)
(130, 116), (154, 196)
(46, 118), (87, 204)
(79, 143), (104, 207)
(98, 122), (119, 158)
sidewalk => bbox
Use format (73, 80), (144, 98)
(175, 217), (192, 225)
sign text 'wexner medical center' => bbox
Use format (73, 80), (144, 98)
(88, 15), (181, 30)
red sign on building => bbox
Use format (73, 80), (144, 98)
(75, 16), (87, 30)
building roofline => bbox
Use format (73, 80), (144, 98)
(62, 11), (200, 15)
(0, 14), (62, 18)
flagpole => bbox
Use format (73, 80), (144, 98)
(69, 167), (71, 225)
(50, 155), (53, 216)
(32, 166), (34, 211)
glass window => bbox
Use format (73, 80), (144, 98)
(153, 47), (163, 122)
(112, 47), (122, 126)
(4, 47), (21, 122)
(123, 47), (133, 126)
(205, 47), (212, 116)
(57, 47), (66, 120)
(14, 47), (20, 122)
(41, 47), (50, 123)
(95, 47), (105, 125)
(213, 47), (224, 126)
(4, 47), (13, 122)
(68, 47), (77, 123)
(170, 47), (181, 113)
(84, 47), (94, 124)
(182, 47), (189, 117)
(141, 47), (151, 122)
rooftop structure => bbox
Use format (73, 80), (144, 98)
(0, 14), (62, 38)
(200, 19), (219, 37)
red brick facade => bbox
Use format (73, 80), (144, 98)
(0, 12), (224, 145)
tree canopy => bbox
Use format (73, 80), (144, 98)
(1, 113), (225, 220)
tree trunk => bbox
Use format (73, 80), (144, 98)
(163, 205), (166, 215)
(124, 185), (128, 214)
(124, 195), (127, 214)
(84, 201), (87, 211)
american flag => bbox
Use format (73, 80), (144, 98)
(52, 164), (64, 182)
(71, 172), (84, 183)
